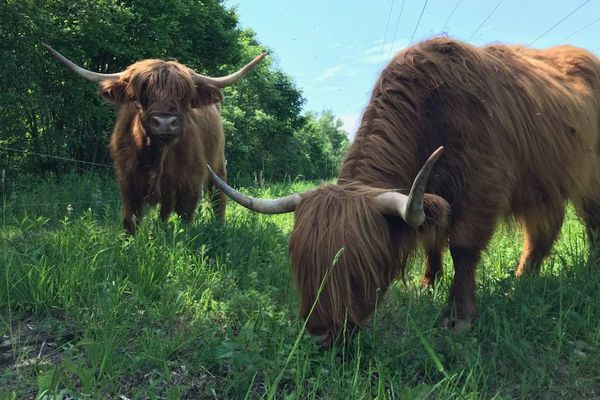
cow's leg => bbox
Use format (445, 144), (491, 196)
(419, 193), (450, 287)
(446, 245), (481, 326)
(208, 165), (227, 222)
(159, 194), (176, 222)
(159, 180), (176, 222)
(175, 186), (200, 223)
(120, 181), (144, 235)
(515, 204), (564, 277)
(575, 195), (600, 261)
(446, 212), (497, 330)
(420, 242), (447, 287)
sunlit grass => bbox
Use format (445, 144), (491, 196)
(1, 173), (599, 399)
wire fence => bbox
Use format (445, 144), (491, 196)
(1, 145), (119, 211)
(5, 200), (121, 208)
(0, 145), (113, 169)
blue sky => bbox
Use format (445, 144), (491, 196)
(225, 1), (600, 137)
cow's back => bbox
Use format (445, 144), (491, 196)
(340, 37), (600, 217)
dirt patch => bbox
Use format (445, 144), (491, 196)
(1, 316), (74, 399)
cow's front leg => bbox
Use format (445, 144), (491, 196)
(159, 189), (176, 222)
(446, 245), (480, 330)
(120, 182), (144, 235)
(175, 185), (200, 223)
(445, 211), (497, 333)
(420, 247), (444, 288)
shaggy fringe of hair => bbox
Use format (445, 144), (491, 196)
(289, 183), (415, 334)
(289, 183), (450, 335)
(127, 60), (196, 109)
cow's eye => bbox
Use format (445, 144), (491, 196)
(137, 84), (150, 108)
(137, 94), (150, 109)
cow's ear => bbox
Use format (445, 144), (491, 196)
(98, 79), (128, 105)
(417, 193), (450, 248)
(192, 84), (223, 107)
(423, 193), (450, 228)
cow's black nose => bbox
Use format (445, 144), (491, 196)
(150, 115), (179, 136)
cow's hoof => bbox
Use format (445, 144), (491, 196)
(313, 332), (333, 347)
(419, 277), (434, 289)
(443, 318), (473, 335)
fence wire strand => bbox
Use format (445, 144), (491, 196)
(0, 145), (113, 168)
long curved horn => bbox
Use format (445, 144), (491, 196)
(374, 146), (444, 227)
(207, 165), (302, 214)
(43, 44), (123, 82)
(193, 52), (266, 88)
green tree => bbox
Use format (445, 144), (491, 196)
(294, 111), (349, 179)
(0, 0), (349, 182)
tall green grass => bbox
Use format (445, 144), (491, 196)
(1, 173), (599, 399)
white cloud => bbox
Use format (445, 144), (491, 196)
(360, 38), (409, 64)
(328, 41), (362, 50)
(313, 64), (346, 83)
(312, 86), (343, 93)
(328, 42), (345, 49)
(312, 65), (360, 84)
(337, 112), (362, 140)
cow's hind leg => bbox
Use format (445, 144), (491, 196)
(515, 204), (565, 277)
(575, 195), (600, 262)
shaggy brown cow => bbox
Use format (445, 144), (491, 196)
(209, 37), (600, 345)
(44, 44), (264, 234)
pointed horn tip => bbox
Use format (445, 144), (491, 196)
(430, 146), (444, 160)
(420, 146), (444, 170)
(42, 43), (56, 53)
(248, 52), (267, 66)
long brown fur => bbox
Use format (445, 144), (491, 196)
(289, 37), (600, 340)
(98, 59), (227, 234)
(290, 183), (448, 339)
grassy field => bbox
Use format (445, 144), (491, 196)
(1, 173), (599, 399)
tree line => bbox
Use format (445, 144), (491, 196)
(0, 0), (349, 183)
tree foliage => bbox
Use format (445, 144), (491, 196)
(0, 0), (349, 181)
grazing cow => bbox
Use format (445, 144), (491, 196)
(44, 44), (264, 234)
(209, 37), (600, 346)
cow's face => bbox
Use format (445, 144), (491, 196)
(43, 44), (265, 141)
(288, 184), (401, 346)
(99, 60), (222, 142)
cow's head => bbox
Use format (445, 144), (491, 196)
(208, 147), (447, 346)
(43, 44), (264, 142)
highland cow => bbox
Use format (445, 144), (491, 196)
(44, 44), (264, 234)
(209, 37), (600, 345)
